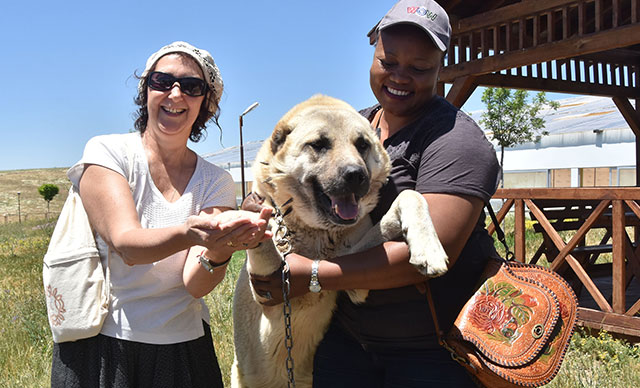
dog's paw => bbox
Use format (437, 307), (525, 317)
(409, 251), (449, 277)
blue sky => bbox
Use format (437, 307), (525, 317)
(0, 0), (574, 171)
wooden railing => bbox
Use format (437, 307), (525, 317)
(490, 187), (640, 338)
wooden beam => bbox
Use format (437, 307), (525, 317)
(474, 0), (511, 16)
(612, 96), (640, 136)
(525, 199), (613, 312)
(436, 81), (445, 98)
(577, 307), (640, 337)
(454, 0), (582, 35)
(475, 73), (640, 99)
(576, 49), (640, 70)
(623, 234), (640, 289)
(612, 97), (640, 185)
(441, 23), (640, 83)
(627, 298), (640, 317)
(544, 200), (611, 272)
(445, 75), (478, 108)
(494, 187), (640, 200)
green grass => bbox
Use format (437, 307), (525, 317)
(1, 168), (639, 387)
(0, 217), (247, 388)
(546, 328), (640, 388)
(205, 252), (244, 387)
(0, 220), (56, 388)
(2, 218), (640, 387)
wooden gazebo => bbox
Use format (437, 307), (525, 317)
(436, 0), (640, 338)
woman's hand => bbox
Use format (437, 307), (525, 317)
(216, 207), (273, 251)
(183, 207), (273, 298)
(249, 253), (313, 306)
(186, 207), (273, 258)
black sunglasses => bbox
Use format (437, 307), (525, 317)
(147, 71), (208, 97)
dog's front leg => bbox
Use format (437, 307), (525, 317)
(244, 238), (285, 303)
(385, 190), (448, 276)
(352, 190), (448, 277)
(246, 239), (284, 276)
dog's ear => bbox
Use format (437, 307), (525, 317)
(270, 121), (293, 155)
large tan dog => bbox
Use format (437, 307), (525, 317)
(229, 95), (448, 387)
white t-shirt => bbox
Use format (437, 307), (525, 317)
(67, 132), (236, 344)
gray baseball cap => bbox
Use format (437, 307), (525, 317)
(367, 0), (452, 52)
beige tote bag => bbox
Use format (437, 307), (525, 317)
(42, 186), (110, 343)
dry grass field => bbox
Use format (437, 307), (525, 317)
(0, 168), (71, 223)
(0, 168), (639, 387)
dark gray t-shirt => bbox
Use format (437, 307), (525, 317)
(334, 96), (501, 349)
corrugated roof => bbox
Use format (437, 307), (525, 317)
(541, 96), (630, 135)
(206, 95), (635, 167)
(202, 140), (263, 168)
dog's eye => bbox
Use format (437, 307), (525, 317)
(354, 137), (370, 154)
(307, 138), (330, 153)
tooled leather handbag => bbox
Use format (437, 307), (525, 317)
(426, 204), (578, 387)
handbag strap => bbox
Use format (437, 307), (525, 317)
(426, 202), (513, 362)
(486, 202), (514, 261)
(426, 282), (472, 367)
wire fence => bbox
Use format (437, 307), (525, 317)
(2, 212), (60, 224)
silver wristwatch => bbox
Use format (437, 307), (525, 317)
(197, 250), (231, 274)
(309, 259), (322, 293)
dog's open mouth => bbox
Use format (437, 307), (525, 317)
(313, 180), (360, 225)
(330, 193), (359, 220)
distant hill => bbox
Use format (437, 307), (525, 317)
(0, 168), (70, 221)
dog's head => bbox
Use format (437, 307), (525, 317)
(253, 95), (390, 230)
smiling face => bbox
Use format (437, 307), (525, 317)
(370, 24), (443, 125)
(146, 53), (205, 140)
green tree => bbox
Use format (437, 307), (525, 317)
(480, 88), (559, 186)
(38, 183), (59, 217)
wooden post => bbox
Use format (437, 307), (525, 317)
(515, 199), (526, 261)
(612, 200), (626, 313)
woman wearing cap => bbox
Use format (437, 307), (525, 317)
(248, 1), (500, 386)
(50, 41), (271, 388)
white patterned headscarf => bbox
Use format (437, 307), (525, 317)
(139, 41), (224, 116)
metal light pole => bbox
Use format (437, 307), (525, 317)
(239, 102), (259, 200)
(17, 191), (21, 224)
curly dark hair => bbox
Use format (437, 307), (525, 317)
(133, 53), (221, 143)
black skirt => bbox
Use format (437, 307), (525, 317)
(51, 321), (223, 388)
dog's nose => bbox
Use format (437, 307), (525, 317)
(342, 165), (369, 197)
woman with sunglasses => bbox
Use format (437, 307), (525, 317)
(50, 41), (272, 388)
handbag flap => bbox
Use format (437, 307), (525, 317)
(451, 258), (561, 367)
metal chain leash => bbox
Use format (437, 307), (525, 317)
(281, 261), (295, 387)
(273, 202), (295, 387)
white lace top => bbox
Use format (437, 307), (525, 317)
(67, 132), (236, 344)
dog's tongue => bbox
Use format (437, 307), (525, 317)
(330, 194), (359, 220)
